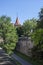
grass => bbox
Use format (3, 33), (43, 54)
(14, 51), (43, 65)
(11, 58), (21, 65)
(14, 59), (22, 65)
(9, 55), (22, 65)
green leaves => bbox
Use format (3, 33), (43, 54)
(32, 29), (43, 45)
(31, 8), (43, 54)
(23, 18), (37, 36)
(37, 8), (43, 28)
(0, 16), (18, 54)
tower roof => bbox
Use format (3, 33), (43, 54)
(15, 17), (21, 26)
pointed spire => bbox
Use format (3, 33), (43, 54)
(15, 17), (21, 26)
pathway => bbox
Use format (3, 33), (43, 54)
(12, 53), (32, 65)
(0, 47), (16, 65)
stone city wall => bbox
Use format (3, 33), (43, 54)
(16, 37), (33, 57)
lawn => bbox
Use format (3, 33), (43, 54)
(14, 51), (43, 65)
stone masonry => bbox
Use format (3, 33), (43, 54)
(16, 36), (33, 57)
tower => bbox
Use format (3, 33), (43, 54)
(15, 17), (21, 26)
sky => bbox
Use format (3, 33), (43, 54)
(0, 0), (43, 24)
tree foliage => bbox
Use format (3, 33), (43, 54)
(37, 8), (43, 28)
(16, 26), (24, 37)
(32, 29), (43, 46)
(31, 8), (43, 58)
(0, 16), (18, 54)
(23, 18), (37, 36)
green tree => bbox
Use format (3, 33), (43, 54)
(37, 8), (43, 28)
(31, 29), (43, 59)
(0, 16), (18, 54)
(39, 8), (43, 20)
(23, 18), (37, 36)
(16, 26), (24, 37)
(31, 9), (43, 59)
(32, 8), (43, 45)
(32, 29), (43, 46)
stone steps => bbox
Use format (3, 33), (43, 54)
(0, 48), (16, 65)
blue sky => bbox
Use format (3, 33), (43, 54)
(0, 0), (43, 24)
